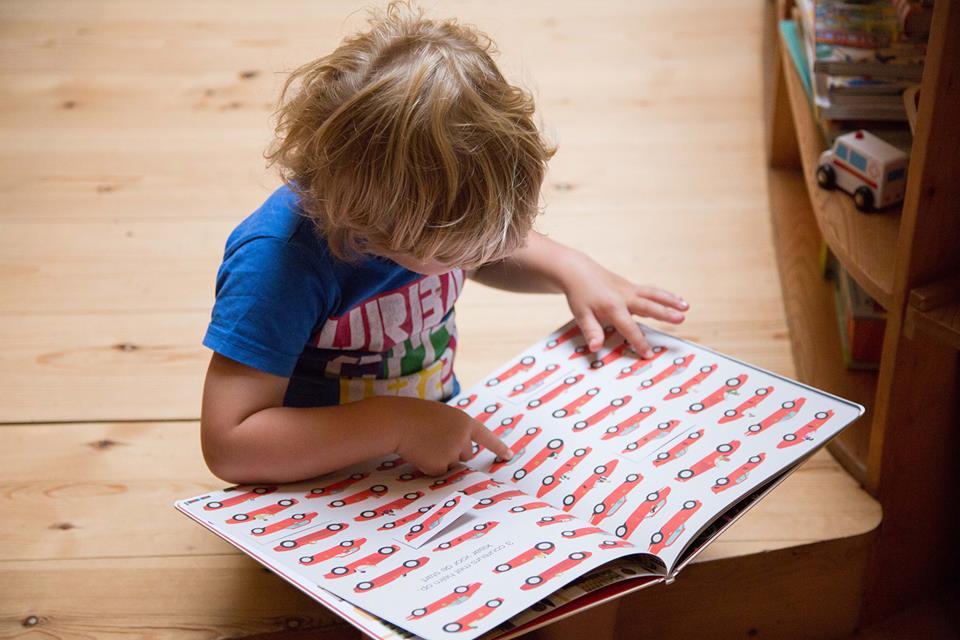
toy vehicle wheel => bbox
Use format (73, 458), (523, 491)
(513, 469), (527, 481)
(816, 164), (836, 189)
(444, 622), (463, 632)
(281, 540), (297, 548)
(854, 186), (874, 212)
(616, 525), (628, 538)
(411, 607), (427, 617)
(563, 494), (576, 506)
(495, 563), (512, 573)
(536, 541), (555, 551)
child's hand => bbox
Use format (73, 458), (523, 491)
(561, 254), (688, 359)
(389, 398), (513, 476)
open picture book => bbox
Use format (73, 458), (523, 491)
(175, 319), (864, 640)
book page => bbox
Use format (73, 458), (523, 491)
(452, 319), (864, 573)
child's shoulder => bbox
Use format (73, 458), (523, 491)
(224, 183), (328, 263)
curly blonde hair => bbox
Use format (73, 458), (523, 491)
(264, 1), (556, 268)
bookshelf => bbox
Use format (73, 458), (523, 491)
(765, 0), (959, 626)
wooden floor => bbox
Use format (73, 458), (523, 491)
(0, 2), (882, 638)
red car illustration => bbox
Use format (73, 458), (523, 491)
(377, 458), (406, 471)
(599, 405), (655, 439)
(298, 537), (366, 566)
(442, 598), (504, 633)
(454, 394), (477, 410)
(620, 420), (681, 454)
(251, 510), (320, 536)
(461, 477), (503, 495)
(486, 355), (536, 387)
(507, 501), (550, 514)
(639, 354), (695, 389)
(408, 582), (482, 620)
(305, 474), (369, 499)
(469, 414), (524, 460)
(536, 514), (576, 527)
(649, 500), (702, 554)
(326, 544), (399, 578)
(663, 364), (717, 401)
(688, 374), (748, 413)
(616, 345), (667, 379)
(494, 541), (555, 573)
(551, 386), (600, 419)
(537, 447), (591, 498)
(475, 489), (525, 509)
(513, 438), (564, 481)
(652, 429), (704, 467)
(275, 521), (347, 551)
(204, 486), (276, 510)
(379, 504), (435, 530)
(226, 498), (297, 524)
(778, 410), (834, 448)
(509, 364), (560, 397)
(746, 398), (806, 436)
(718, 386), (773, 423)
(406, 497), (462, 541)
(355, 556), (429, 592)
(676, 441), (741, 481)
(521, 551), (592, 590)
(356, 491), (423, 521)
(590, 473), (644, 525)
(562, 459), (618, 511)
(489, 427), (542, 474)
(712, 454), (766, 493)
(433, 522), (499, 551)
(614, 487), (671, 538)
(599, 539), (634, 550)
(474, 403), (501, 424)
(561, 527), (607, 539)
(573, 395), (632, 432)
(397, 469), (426, 482)
(526, 375), (583, 410)
(329, 485), (388, 508)
(544, 323), (583, 350)
(430, 468), (475, 491)
(575, 340), (631, 368)
(567, 326), (617, 359)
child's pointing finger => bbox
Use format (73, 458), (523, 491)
(472, 424), (513, 461)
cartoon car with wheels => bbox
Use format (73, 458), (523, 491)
(614, 487), (671, 538)
(585, 340), (632, 369)
(474, 403), (501, 424)
(640, 354), (695, 389)
(486, 356), (536, 387)
(306, 473), (367, 499)
(356, 492), (423, 521)
(508, 501), (550, 514)
(537, 447), (591, 498)
(561, 527), (606, 539)
(274, 521), (345, 549)
(600, 405), (654, 439)
(494, 541), (555, 573)
(718, 386), (773, 424)
(590, 473), (644, 524)
(326, 544), (399, 578)
(676, 440), (741, 482)
(509, 364), (560, 397)
(551, 387), (600, 419)
(617, 345), (667, 379)
(470, 414), (524, 460)
(816, 129), (908, 212)
(226, 498), (297, 524)
(521, 551), (592, 590)
(746, 398), (806, 436)
(442, 598), (504, 632)
(204, 486), (276, 510)
(489, 427), (542, 473)
(652, 429), (704, 466)
(620, 420), (681, 454)
(453, 394), (477, 410)
(544, 323), (583, 350)
(648, 500), (702, 554)
(573, 395), (632, 432)
(513, 438), (564, 481)
(298, 537), (366, 566)
(380, 504), (434, 530)
(461, 477), (503, 495)
(599, 539), (633, 550)
(562, 459), (618, 511)
(377, 457), (406, 471)
(430, 468), (475, 491)
(355, 556), (429, 592)
(408, 582), (482, 620)
(527, 375), (583, 410)
(688, 374), (747, 413)
(433, 522), (499, 551)
(663, 364), (717, 401)
(778, 410), (834, 448)
(536, 514), (576, 527)
(712, 454), (766, 493)
(475, 489), (525, 509)
(328, 485), (388, 508)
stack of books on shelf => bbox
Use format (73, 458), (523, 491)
(786, 0), (932, 150)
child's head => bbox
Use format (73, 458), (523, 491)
(265, 1), (556, 273)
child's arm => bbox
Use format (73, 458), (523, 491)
(201, 353), (512, 485)
(467, 231), (689, 358)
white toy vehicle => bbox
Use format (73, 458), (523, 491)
(816, 129), (909, 212)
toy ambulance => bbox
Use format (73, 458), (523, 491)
(816, 129), (909, 212)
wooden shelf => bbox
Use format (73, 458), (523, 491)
(904, 275), (960, 350)
(767, 167), (876, 482)
(778, 30), (901, 310)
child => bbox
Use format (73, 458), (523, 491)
(200, 1), (688, 487)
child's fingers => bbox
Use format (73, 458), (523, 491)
(472, 424), (513, 461)
(611, 308), (654, 358)
(635, 285), (689, 311)
(459, 439), (475, 462)
(629, 296), (685, 324)
(573, 307), (605, 352)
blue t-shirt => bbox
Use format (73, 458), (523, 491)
(203, 184), (464, 407)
